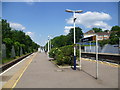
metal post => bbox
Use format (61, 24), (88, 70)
(90, 41), (91, 52)
(85, 45), (86, 52)
(118, 37), (120, 54)
(79, 41), (82, 70)
(48, 38), (49, 54)
(50, 38), (51, 50)
(73, 12), (76, 70)
(45, 45), (47, 51)
(65, 9), (83, 70)
(96, 34), (98, 79)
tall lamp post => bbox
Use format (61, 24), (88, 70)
(65, 9), (83, 70)
(48, 36), (50, 54)
(118, 37), (120, 54)
(49, 36), (52, 51)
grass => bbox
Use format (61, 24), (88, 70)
(2, 57), (15, 64)
(1, 53), (30, 64)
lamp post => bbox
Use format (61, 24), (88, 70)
(45, 41), (48, 53)
(79, 39), (82, 70)
(90, 41), (91, 52)
(49, 36), (52, 51)
(48, 36), (50, 54)
(65, 9), (83, 70)
(96, 34), (98, 79)
(117, 37), (120, 54)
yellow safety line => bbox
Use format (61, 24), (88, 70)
(81, 58), (120, 68)
(12, 52), (38, 89)
(2, 52), (38, 89)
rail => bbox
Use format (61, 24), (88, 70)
(81, 52), (120, 64)
(0, 53), (32, 73)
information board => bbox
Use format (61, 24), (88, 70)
(81, 35), (96, 42)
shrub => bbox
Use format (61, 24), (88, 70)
(49, 48), (60, 58)
(49, 45), (79, 66)
(56, 53), (64, 65)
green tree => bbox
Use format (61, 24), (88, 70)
(2, 19), (40, 59)
(24, 35), (33, 53)
(104, 30), (109, 32)
(20, 44), (25, 54)
(67, 27), (83, 44)
(14, 41), (21, 56)
(3, 38), (13, 58)
(2, 19), (12, 40)
(99, 39), (109, 47)
(108, 26), (120, 45)
(92, 27), (102, 33)
(45, 27), (83, 51)
(51, 35), (69, 48)
(109, 32), (119, 45)
(111, 26), (120, 31)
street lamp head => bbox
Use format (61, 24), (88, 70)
(65, 9), (73, 13)
(75, 10), (83, 13)
(65, 9), (83, 13)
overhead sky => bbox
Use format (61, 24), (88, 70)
(2, 2), (118, 46)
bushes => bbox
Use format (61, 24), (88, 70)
(49, 45), (79, 66)
(49, 48), (60, 58)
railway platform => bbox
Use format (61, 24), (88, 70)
(0, 52), (119, 89)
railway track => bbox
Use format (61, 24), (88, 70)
(0, 53), (32, 73)
(81, 52), (120, 64)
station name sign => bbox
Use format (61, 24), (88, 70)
(81, 35), (96, 42)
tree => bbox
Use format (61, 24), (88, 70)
(45, 27), (83, 50)
(3, 38), (13, 58)
(20, 44), (25, 54)
(14, 41), (21, 56)
(109, 32), (119, 45)
(11, 30), (26, 44)
(99, 39), (109, 47)
(111, 26), (120, 31)
(92, 27), (102, 33)
(67, 27), (83, 44)
(104, 30), (109, 32)
(2, 19), (40, 58)
(2, 19), (12, 40)
(51, 35), (69, 48)
(108, 26), (120, 45)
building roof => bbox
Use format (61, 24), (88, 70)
(84, 30), (95, 34)
(96, 32), (110, 36)
(84, 30), (114, 36)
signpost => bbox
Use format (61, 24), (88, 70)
(80, 35), (98, 79)
(81, 35), (96, 42)
(79, 40), (82, 70)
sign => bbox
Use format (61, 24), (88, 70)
(81, 35), (96, 42)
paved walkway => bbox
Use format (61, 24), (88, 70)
(14, 52), (118, 88)
(0, 53), (35, 89)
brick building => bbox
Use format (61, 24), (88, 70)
(84, 30), (111, 40)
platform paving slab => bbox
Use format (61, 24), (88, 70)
(14, 52), (118, 88)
